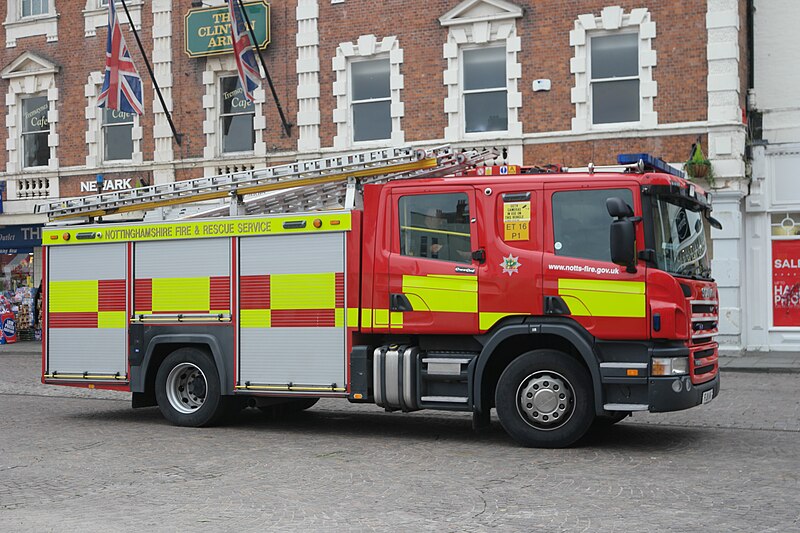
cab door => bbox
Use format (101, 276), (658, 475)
(387, 187), (479, 334)
(542, 183), (649, 340)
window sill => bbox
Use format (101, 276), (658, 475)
(4, 13), (59, 47)
(83, 1), (143, 37)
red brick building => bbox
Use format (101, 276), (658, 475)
(0, 0), (749, 349)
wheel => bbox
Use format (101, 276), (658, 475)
(495, 349), (594, 448)
(155, 347), (228, 427)
(258, 398), (319, 417)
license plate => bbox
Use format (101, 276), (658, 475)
(702, 389), (714, 404)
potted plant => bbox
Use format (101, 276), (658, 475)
(684, 142), (713, 181)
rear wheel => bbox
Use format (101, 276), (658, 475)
(495, 349), (594, 448)
(155, 348), (228, 427)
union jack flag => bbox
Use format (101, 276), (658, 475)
(227, 0), (261, 102)
(98, 0), (143, 115)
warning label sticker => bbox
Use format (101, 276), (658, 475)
(503, 201), (531, 241)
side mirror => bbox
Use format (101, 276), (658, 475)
(606, 197), (634, 218)
(610, 220), (637, 273)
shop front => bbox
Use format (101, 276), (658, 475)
(745, 145), (800, 352)
(0, 224), (43, 342)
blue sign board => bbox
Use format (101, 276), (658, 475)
(0, 225), (43, 254)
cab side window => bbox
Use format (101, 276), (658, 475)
(552, 188), (633, 262)
(399, 193), (471, 263)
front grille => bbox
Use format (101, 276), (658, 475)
(689, 299), (718, 345)
(695, 364), (715, 375)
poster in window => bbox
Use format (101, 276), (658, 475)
(772, 240), (800, 326)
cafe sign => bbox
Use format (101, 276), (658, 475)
(184, 1), (270, 58)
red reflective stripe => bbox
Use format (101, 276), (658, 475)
(335, 272), (345, 308)
(50, 312), (98, 328)
(135, 278), (152, 310)
(98, 279), (126, 311)
(240, 275), (269, 310)
(210, 276), (230, 310)
(271, 309), (335, 327)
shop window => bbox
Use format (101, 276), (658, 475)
(552, 188), (633, 262)
(22, 0), (49, 17)
(351, 58), (391, 142)
(590, 33), (640, 125)
(463, 47), (507, 133)
(399, 193), (471, 264)
(220, 76), (255, 153)
(21, 96), (50, 168)
(771, 213), (800, 236)
(103, 108), (134, 161)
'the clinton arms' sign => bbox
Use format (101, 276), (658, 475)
(185, 1), (270, 58)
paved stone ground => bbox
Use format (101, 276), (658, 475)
(0, 348), (798, 532)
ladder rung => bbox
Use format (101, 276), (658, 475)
(38, 145), (494, 221)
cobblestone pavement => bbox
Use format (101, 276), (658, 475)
(0, 349), (798, 532)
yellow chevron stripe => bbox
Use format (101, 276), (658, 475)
(557, 279), (645, 318)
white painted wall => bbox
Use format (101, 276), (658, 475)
(753, 0), (800, 144)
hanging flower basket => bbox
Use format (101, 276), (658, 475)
(685, 161), (711, 179)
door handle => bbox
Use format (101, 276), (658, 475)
(390, 293), (413, 312)
(471, 249), (486, 264)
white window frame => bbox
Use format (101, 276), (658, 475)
(83, 0), (143, 38)
(440, 1), (523, 143)
(349, 56), (392, 144)
(4, 0), (58, 46)
(201, 55), (266, 168)
(570, 6), (658, 133)
(84, 71), (143, 167)
(461, 45), (509, 135)
(1, 52), (59, 174)
(21, 0), (49, 18)
(332, 34), (404, 149)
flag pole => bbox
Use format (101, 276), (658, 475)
(235, 0), (293, 137)
(119, 0), (182, 146)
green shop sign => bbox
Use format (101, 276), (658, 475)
(184, 1), (270, 58)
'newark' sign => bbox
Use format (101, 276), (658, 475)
(184, 1), (270, 58)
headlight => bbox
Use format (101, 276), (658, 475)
(651, 357), (689, 376)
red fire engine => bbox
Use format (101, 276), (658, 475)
(38, 147), (720, 447)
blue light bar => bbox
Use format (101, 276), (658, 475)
(617, 153), (685, 178)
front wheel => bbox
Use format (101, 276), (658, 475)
(495, 350), (594, 448)
(155, 348), (228, 427)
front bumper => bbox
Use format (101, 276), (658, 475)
(649, 372), (720, 412)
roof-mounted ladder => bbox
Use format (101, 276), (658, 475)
(37, 145), (495, 222)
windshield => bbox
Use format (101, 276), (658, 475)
(651, 195), (711, 279)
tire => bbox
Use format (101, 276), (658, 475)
(155, 347), (228, 427)
(258, 398), (319, 417)
(495, 349), (594, 448)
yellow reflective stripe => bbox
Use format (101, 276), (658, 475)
(390, 312), (403, 328)
(335, 308), (345, 328)
(557, 279), (645, 318)
(241, 309), (270, 328)
(347, 308), (359, 328)
(152, 277), (209, 312)
(400, 226), (471, 238)
(44, 213), (352, 245)
(361, 308), (373, 328)
(270, 273), (335, 310)
(559, 296), (590, 316)
(374, 309), (389, 327)
(479, 312), (525, 331)
(49, 280), (98, 313)
(134, 309), (152, 316)
(402, 275), (477, 313)
(98, 311), (126, 329)
(406, 294), (428, 312)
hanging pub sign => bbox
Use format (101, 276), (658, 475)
(184, 0), (270, 58)
(772, 239), (800, 327)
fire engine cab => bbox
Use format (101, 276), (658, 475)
(38, 147), (720, 447)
